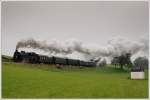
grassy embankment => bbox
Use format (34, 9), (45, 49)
(2, 57), (148, 98)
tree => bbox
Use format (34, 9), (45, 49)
(111, 53), (132, 70)
(133, 57), (148, 69)
(111, 57), (119, 68)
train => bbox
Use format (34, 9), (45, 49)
(13, 50), (96, 67)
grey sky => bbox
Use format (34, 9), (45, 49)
(2, 1), (149, 56)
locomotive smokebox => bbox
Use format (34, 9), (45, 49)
(13, 49), (21, 62)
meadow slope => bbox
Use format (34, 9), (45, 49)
(2, 62), (148, 98)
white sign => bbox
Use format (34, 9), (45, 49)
(131, 72), (144, 79)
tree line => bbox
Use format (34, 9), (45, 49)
(111, 53), (148, 70)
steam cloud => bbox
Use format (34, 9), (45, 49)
(16, 36), (148, 62)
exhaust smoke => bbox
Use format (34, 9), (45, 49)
(16, 36), (148, 63)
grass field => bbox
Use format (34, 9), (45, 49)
(2, 62), (148, 98)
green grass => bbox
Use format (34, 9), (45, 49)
(2, 62), (148, 98)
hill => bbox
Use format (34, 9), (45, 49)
(2, 55), (12, 62)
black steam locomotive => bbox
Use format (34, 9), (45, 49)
(13, 50), (96, 67)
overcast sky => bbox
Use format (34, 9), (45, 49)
(2, 1), (149, 56)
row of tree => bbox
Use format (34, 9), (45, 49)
(111, 53), (148, 70)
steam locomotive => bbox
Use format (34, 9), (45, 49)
(13, 50), (96, 67)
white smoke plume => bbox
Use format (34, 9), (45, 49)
(16, 36), (148, 63)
